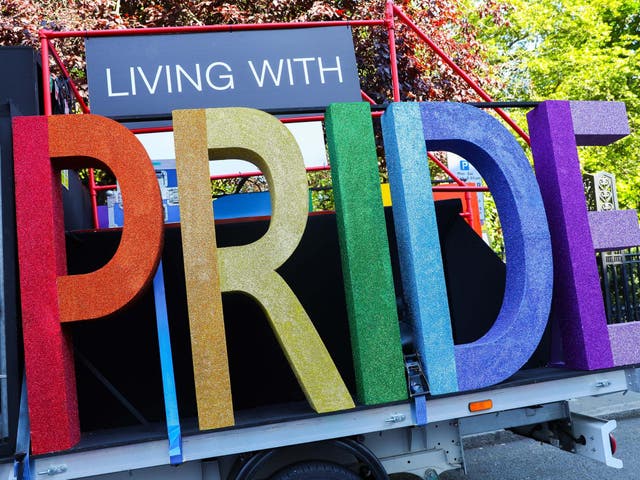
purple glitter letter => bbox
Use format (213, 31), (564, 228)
(528, 100), (634, 369)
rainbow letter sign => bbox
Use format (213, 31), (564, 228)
(12, 100), (635, 455)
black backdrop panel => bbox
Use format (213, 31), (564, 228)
(67, 201), (545, 431)
(0, 47), (41, 116)
(0, 103), (23, 456)
(68, 213), (354, 431)
(0, 46), (42, 456)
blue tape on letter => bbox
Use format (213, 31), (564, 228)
(414, 396), (427, 426)
(14, 374), (34, 480)
(153, 261), (183, 464)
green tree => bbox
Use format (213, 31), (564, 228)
(476, 0), (640, 209)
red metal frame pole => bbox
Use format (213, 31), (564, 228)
(39, 32), (53, 116)
(361, 90), (377, 105)
(131, 126), (174, 135)
(47, 40), (90, 114)
(88, 174), (100, 227)
(386, 0), (401, 102)
(392, 4), (530, 145)
(88, 168), (100, 228)
(463, 191), (474, 223)
(281, 115), (326, 123)
(40, 20), (386, 39)
(427, 153), (479, 227)
(433, 185), (488, 192)
(428, 154), (465, 187)
(93, 184), (117, 191)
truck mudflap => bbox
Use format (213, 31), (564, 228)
(504, 406), (623, 470)
(570, 413), (622, 469)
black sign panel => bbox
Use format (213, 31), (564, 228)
(85, 27), (361, 118)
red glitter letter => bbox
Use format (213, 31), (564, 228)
(13, 115), (163, 454)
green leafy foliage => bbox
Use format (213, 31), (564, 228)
(477, 0), (640, 209)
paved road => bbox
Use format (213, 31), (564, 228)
(439, 412), (640, 480)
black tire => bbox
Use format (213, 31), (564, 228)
(270, 461), (362, 480)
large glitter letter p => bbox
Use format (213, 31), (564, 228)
(13, 114), (163, 454)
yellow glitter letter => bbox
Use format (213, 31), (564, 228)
(173, 109), (234, 430)
(174, 108), (354, 428)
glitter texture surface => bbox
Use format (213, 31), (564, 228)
(528, 101), (614, 370)
(570, 101), (630, 146)
(588, 210), (640, 251)
(208, 108), (354, 413)
(49, 115), (164, 321)
(325, 102), (407, 405)
(608, 322), (640, 365)
(569, 100), (638, 367)
(420, 102), (553, 391)
(13, 115), (80, 454)
(173, 109), (234, 430)
(381, 102), (458, 395)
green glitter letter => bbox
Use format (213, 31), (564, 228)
(325, 102), (408, 404)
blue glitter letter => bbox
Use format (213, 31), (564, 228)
(420, 102), (553, 391)
(382, 102), (458, 395)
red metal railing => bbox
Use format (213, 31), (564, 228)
(39, 0), (530, 229)
(390, 4), (530, 145)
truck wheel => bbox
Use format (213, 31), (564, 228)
(270, 461), (362, 480)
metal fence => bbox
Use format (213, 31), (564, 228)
(599, 247), (640, 324)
